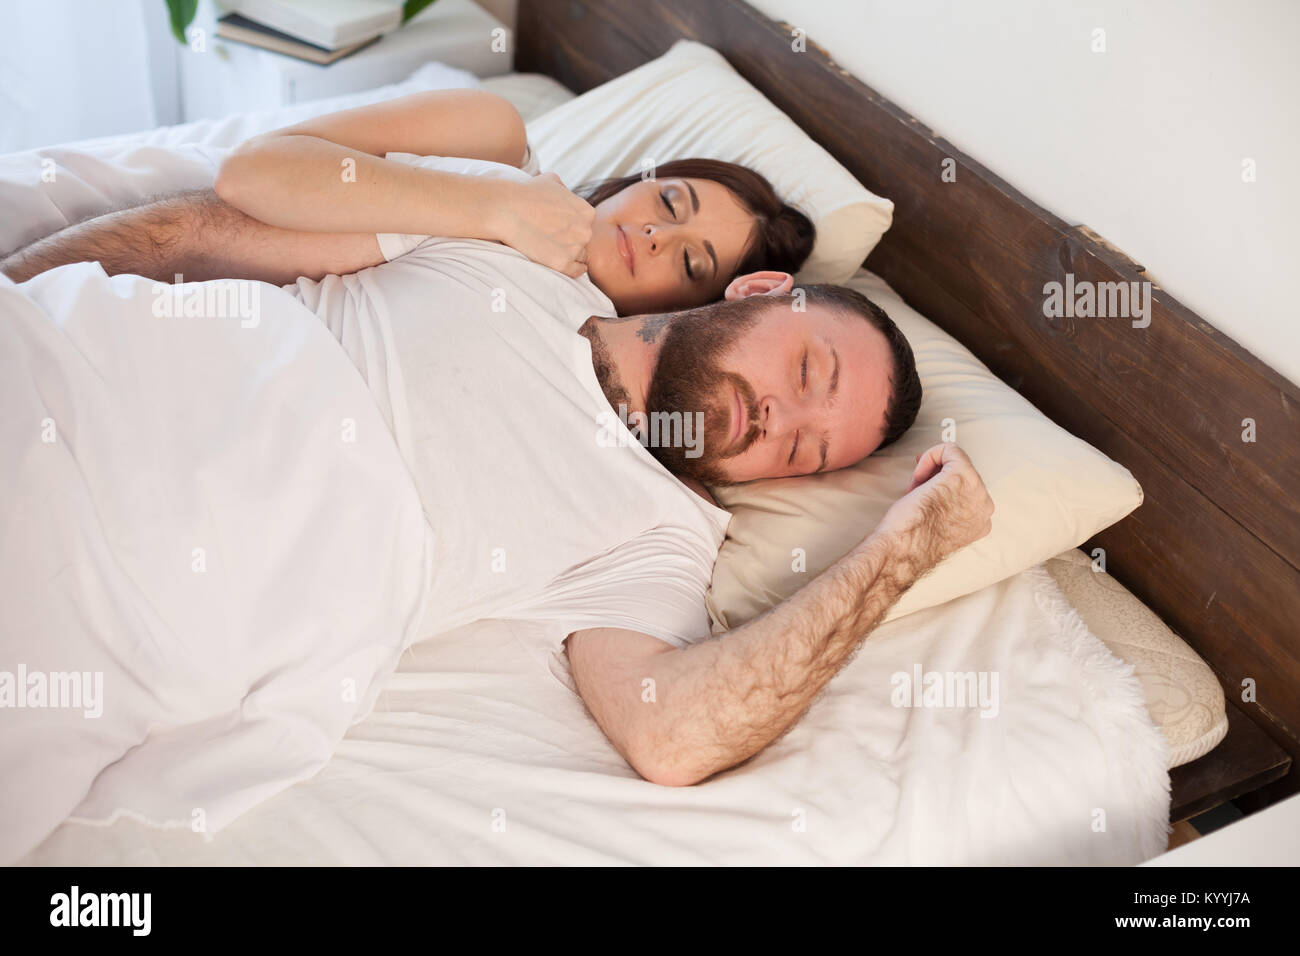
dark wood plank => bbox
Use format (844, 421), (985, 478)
(516, 0), (1300, 805)
(1171, 702), (1291, 822)
(1080, 437), (1300, 796)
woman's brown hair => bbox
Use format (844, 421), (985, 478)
(579, 158), (816, 279)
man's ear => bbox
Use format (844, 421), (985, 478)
(723, 271), (795, 301)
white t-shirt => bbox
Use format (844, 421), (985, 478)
(285, 155), (732, 653)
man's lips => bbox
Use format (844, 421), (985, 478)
(729, 382), (743, 447)
(616, 225), (635, 276)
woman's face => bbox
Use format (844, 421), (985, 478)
(585, 177), (758, 315)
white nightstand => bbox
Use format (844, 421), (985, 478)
(177, 0), (513, 121)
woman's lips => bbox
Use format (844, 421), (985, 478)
(616, 226), (635, 276)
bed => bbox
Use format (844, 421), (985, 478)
(515, 0), (1298, 815)
(5, 0), (1292, 865)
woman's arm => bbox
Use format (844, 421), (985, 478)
(214, 89), (525, 235)
(214, 89), (593, 276)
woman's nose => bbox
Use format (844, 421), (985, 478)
(642, 222), (659, 252)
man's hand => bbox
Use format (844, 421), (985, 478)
(567, 443), (994, 787)
(491, 173), (595, 279)
(875, 442), (995, 569)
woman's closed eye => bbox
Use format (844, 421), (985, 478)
(660, 191), (692, 278)
(660, 189), (677, 219)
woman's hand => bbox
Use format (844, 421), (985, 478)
(492, 173), (596, 278)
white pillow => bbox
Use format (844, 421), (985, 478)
(525, 40), (893, 284)
(705, 269), (1145, 630)
(479, 73), (576, 123)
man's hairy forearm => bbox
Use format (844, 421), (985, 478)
(635, 508), (945, 785)
(0, 189), (382, 286)
(0, 191), (234, 284)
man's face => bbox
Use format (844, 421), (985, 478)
(644, 299), (895, 485)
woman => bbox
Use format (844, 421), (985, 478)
(214, 89), (814, 314)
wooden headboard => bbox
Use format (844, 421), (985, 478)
(515, 0), (1300, 805)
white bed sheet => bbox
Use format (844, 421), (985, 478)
(4, 69), (1170, 865)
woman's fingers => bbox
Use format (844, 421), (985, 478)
(568, 244), (591, 277)
(499, 172), (597, 276)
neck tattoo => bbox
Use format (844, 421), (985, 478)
(635, 313), (671, 344)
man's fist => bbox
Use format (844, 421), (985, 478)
(875, 443), (994, 565)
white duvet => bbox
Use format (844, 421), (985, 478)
(1, 71), (1171, 865)
(0, 264), (431, 864)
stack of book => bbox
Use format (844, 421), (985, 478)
(216, 0), (407, 65)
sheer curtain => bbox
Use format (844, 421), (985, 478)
(0, 0), (179, 152)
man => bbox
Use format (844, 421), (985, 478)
(1, 184), (993, 796)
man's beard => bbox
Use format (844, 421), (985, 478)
(642, 304), (762, 486)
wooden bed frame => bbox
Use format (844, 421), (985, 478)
(514, 0), (1298, 814)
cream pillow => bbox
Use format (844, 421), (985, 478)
(706, 269), (1145, 630)
(525, 40), (893, 284)
(1045, 548), (1228, 768)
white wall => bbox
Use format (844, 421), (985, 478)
(743, 0), (1300, 385)
(0, 0), (179, 152)
(486, 0), (1297, 384)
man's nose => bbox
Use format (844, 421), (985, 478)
(759, 396), (790, 439)
(759, 395), (814, 441)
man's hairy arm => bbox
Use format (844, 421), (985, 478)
(566, 442), (994, 787)
(0, 189), (383, 285)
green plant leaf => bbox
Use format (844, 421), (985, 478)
(403, 0), (440, 24)
(165, 0), (199, 45)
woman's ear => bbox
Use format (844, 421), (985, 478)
(724, 271), (795, 300)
